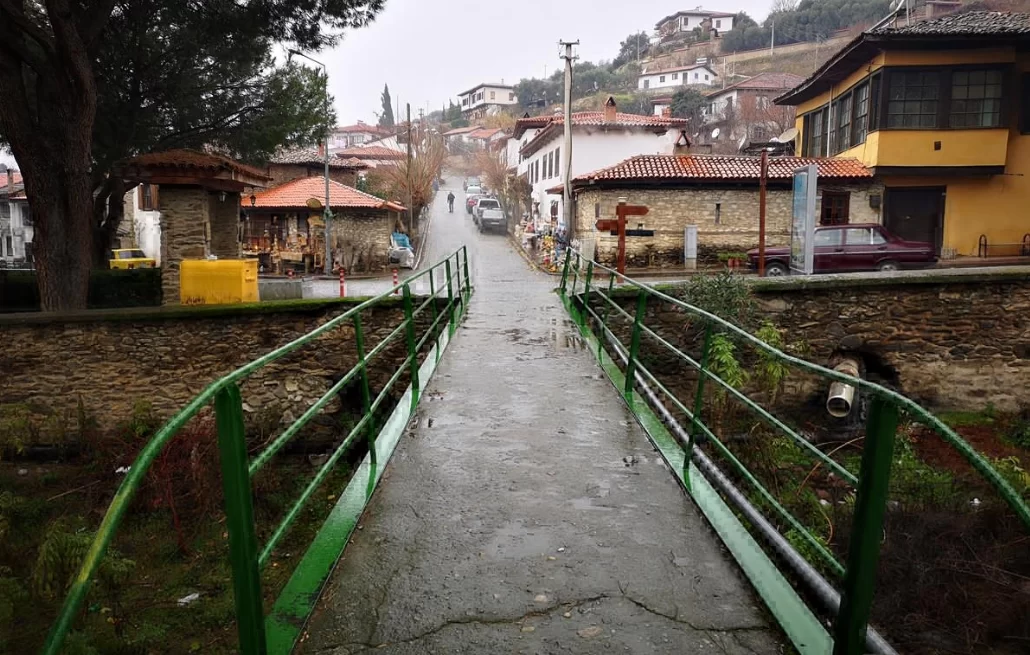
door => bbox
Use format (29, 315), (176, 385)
(884, 187), (945, 254)
(812, 227), (845, 272)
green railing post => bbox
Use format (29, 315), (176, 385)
(462, 245), (471, 303)
(352, 313), (377, 495)
(428, 268), (438, 323)
(445, 258), (456, 334)
(688, 323), (714, 456)
(560, 248), (572, 295)
(402, 283), (421, 400)
(832, 397), (898, 655)
(214, 384), (267, 655)
(570, 252), (580, 298)
(598, 272), (616, 360)
(623, 292), (648, 399)
(582, 261), (594, 328)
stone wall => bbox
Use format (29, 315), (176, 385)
(0, 299), (444, 438)
(603, 268), (1030, 412)
(266, 164), (358, 189)
(574, 182), (882, 268)
(333, 209), (396, 273)
(208, 193), (241, 260)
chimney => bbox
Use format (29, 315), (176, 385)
(604, 96), (617, 123)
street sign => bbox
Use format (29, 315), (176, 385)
(790, 165), (817, 275)
(593, 203), (650, 275)
(595, 219), (618, 232)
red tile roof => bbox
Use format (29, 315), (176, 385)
(521, 112), (688, 157)
(467, 127), (504, 140)
(513, 115), (557, 139)
(570, 154), (871, 186)
(252, 176), (405, 211)
(335, 145), (407, 159)
(443, 126), (479, 136)
(119, 148), (270, 180)
(334, 123), (392, 135)
(270, 147), (370, 168)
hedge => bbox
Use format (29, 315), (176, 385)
(0, 268), (163, 312)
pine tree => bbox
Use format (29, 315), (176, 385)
(379, 84), (396, 127)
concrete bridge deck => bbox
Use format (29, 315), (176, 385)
(297, 179), (783, 654)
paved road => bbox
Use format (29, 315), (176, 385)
(305, 181), (464, 298)
(298, 175), (783, 654)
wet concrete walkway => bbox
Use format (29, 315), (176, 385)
(298, 178), (783, 654)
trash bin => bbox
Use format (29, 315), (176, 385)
(180, 259), (259, 305)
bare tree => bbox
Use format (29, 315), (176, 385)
(770, 0), (800, 14)
(730, 94), (797, 144)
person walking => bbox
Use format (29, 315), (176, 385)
(447, 191), (455, 213)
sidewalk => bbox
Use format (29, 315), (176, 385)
(297, 217), (782, 654)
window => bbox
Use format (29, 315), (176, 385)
(5, 236), (11, 254)
(804, 106), (828, 157)
(871, 229), (887, 245)
(694, 72), (699, 80)
(844, 227), (872, 245)
(20, 206), (31, 227)
(554, 147), (560, 178)
(547, 151), (553, 178)
(672, 72), (679, 80)
(821, 191), (851, 225)
(705, 74), (709, 81)
(834, 92), (852, 153)
(0, 203), (9, 220)
(887, 71), (939, 128)
(509, 92), (515, 101)
(852, 82), (870, 145)
(490, 91), (495, 100)
(139, 184), (158, 211)
(714, 202), (721, 224)
(716, 20), (722, 28)
(595, 203), (600, 218)
(950, 69), (1003, 127)
(643, 79), (650, 89)
(660, 75), (666, 83)
(869, 74), (881, 132)
(814, 229), (843, 247)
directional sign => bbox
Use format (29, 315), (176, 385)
(593, 203), (651, 275)
(595, 219), (618, 232)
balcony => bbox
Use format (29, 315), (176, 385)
(841, 128), (1009, 173)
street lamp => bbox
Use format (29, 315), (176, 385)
(288, 48), (332, 275)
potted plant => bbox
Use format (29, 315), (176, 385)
(717, 251), (748, 270)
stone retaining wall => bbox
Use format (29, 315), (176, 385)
(0, 299), (443, 438)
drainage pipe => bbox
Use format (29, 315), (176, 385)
(593, 314), (897, 655)
(827, 357), (862, 418)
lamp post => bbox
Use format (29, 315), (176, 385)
(288, 49), (332, 274)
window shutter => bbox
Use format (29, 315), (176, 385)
(138, 184), (145, 210)
(152, 185), (159, 211)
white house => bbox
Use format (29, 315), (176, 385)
(638, 63), (718, 91)
(457, 83), (518, 120)
(514, 98), (688, 233)
(117, 184), (162, 264)
(330, 122), (391, 150)
(0, 167), (33, 264)
(655, 8), (736, 35)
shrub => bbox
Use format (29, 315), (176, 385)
(0, 268), (162, 313)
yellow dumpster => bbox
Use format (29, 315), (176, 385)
(180, 259), (259, 305)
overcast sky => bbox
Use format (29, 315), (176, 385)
(0, 1), (778, 168)
(322, 0), (775, 124)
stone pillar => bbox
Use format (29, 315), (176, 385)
(208, 191), (242, 260)
(159, 186), (210, 304)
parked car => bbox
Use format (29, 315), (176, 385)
(478, 205), (506, 233)
(747, 224), (936, 276)
(465, 192), (483, 214)
(473, 197), (501, 225)
(109, 248), (156, 270)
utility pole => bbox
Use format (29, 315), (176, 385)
(406, 103), (414, 234)
(560, 40), (579, 237)
(758, 149), (768, 277)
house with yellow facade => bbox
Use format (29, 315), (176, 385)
(776, 10), (1030, 259)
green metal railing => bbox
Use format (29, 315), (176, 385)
(42, 247), (472, 655)
(559, 249), (1030, 655)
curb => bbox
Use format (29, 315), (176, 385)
(508, 234), (561, 276)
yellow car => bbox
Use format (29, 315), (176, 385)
(109, 248), (156, 269)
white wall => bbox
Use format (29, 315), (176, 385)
(638, 67), (716, 90)
(0, 200), (32, 261)
(459, 86), (517, 111)
(520, 129), (681, 228)
(123, 187), (162, 264)
(707, 89), (739, 122)
(676, 14), (733, 32)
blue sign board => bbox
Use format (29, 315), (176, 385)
(790, 164), (818, 275)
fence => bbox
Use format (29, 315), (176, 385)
(559, 250), (1030, 655)
(42, 247), (472, 655)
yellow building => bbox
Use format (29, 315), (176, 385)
(776, 10), (1030, 258)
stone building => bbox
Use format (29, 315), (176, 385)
(265, 147), (368, 188)
(564, 154), (878, 268)
(113, 149), (270, 303)
(247, 176), (405, 274)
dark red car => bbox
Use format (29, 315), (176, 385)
(747, 223), (936, 276)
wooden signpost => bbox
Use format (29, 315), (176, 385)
(595, 198), (649, 276)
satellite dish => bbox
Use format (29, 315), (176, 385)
(710, 127), (721, 140)
(737, 134), (748, 151)
(777, 127), (799, 143)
